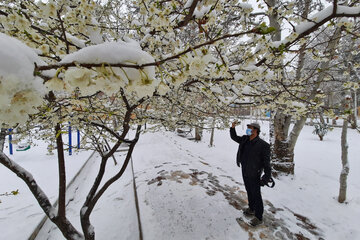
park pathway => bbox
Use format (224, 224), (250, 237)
(133, 132), (325, 240)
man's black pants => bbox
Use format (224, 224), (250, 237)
(243, 175), (263, 220)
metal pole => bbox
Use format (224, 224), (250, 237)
(9, 128), (13, 155)
(77, 129), (80, 149)
(68, 122), (72, 156)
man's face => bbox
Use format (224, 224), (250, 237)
(248, 126), (258, 136)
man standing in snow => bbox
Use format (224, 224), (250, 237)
(230, 121), (271, 226)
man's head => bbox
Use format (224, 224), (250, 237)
(247, 122), (261, 136)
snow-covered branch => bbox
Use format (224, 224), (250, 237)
(35, 29), (256, 72)
(257, 3), (360, 65)
(288, 4), (360, 48)
(0, 152), (56, 219)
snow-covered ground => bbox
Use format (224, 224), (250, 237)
(0, 136), (92, 240)
(0, 120), (359, 240)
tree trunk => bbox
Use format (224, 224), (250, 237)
(349, 109), (357, 129)
(53, 217), (85, 240)
(272, 113), (293, 175)
(348, 55), (358, 129)
(272, 116), (307, 175)
(268, 0), (294, 175)
(0, 128), (7, 152)
(288, 117), (307, 152)
(113, 117), (118, 130)
(209, 128), (215, 147)
(195, 126), (202, 141)
(319, 111), (326, 125)
(332, 118), (337, 126)
(269, 111), (274, 151)
(272, 140), (294, 175)
(338, 118), (349, 203)
(273, 0), (341, 176)
(209, 118), (215, 147)
(318, 111), (326, 141)
(55, 123), (67, 220)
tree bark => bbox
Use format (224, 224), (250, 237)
(195, 126), (202, 141)
(332, 118), (337, 125)
(318, 111), (326, 141)
(288, 117), (307, 152)
(0, 128), (7, 152)
(209, 127), (215, 147)
(349, 113), (357, 129)
(272, 110), (294, 175)
(349, 92), (357, 129)
(209, 118), (215, 147)
(338, 118), (349, 203)
(266, 0), (281, 41)
(267, 0), (294, 175)
(274, 116), (308, 175)
(55, 123), (67, 220)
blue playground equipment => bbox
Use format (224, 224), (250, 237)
(8, 129), (13, 155)
(69, 122), (72, 156)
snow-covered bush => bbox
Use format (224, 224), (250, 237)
(312, 123), (332, 141)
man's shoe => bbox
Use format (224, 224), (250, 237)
(243, 208), (255, 216)
(249, 217), (263, 227)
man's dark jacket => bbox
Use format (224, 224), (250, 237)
(230, 128), (271, 181)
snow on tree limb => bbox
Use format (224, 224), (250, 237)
(60, 41), (155, 78)
(257, 3), (360, 66)
(35, 29), (256, 72)
(0, 33), (52, 125)
(0, 152), (56, 219)
(288, 4), (360, 47)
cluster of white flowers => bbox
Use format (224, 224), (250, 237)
(157, 81), (171, 95)
(0, 87), (44, 125)
(46, 40), (158, 98)
(64, 68), (95, 94)
(1, 0), (359, 128)
(188, 55), (213, 77)
(0, 33), (47, 126)
(343, 81), (359, 90)
(1, 13), (31, 32)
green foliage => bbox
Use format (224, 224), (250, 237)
(0, 189), (19, 203)
(11, 189), (19, 195)
(344, 109), (352, 115)
(312, 123), (332, 141)
(256, 22), (276, 34)
(270, 43), (286, 55)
